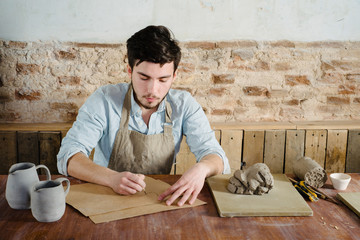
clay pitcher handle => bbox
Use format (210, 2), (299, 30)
(55, 177), (70, 196)
(35, 165), (51, 180)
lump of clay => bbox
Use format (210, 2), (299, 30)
(227, 163), (274, 195)
(293, 156), (327, 188)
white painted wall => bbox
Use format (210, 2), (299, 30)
(0, 0), (359, 42)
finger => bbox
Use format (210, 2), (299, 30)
(158, 185), (177, 201)
(165, 186), (187, 206)
(188, 189), (200, 205)
(177, 189), (193, 206)
(127, 173), (146, 189)
(124, 178), (145, 192)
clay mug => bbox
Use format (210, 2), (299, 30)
(30, 177), (70, 222)
(6, 162), (51, 209)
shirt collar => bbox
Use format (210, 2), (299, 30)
(130, 90), (166, 117)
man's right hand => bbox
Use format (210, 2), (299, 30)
(109, 172), (146, 195)
(67, 152), (146, 196)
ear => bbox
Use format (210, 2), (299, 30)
(173, 69), (178, 81)
(127, 65), (132, 78)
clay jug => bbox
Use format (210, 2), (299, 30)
(6, 162), (51, 209)
(31, 177), (70, 222)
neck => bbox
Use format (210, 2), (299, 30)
(141, 108), (157, 126)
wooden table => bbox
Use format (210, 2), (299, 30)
(1, 174), (359, 240)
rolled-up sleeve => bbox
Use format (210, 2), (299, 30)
(57, 90), (106, 176)
(182, 96), (231, 174)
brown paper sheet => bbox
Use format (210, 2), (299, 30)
(66, 176), (206, 223)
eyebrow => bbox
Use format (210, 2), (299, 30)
(137, 71), (172, 79)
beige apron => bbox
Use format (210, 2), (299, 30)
(108, 85), (175, 174)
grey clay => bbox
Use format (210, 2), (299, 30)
(6, 162), (51, 209)
(31, 177), (70, 222)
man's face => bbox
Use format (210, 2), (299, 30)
(128, 61), (176, 110)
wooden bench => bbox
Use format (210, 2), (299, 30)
(1, 121), (360, 175)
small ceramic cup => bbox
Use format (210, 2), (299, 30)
(330, 173), (351, 190)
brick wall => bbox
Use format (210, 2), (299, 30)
(0, 40), (359, 123)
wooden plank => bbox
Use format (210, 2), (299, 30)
(0, 123), (73, 131)
(284, 130), (305, 174)
(39, 132), (61, 175)
(17, 131), (39, 165)
(0, 131), (17, 174)
(242, 130), (264, 168)
(293, 120), (360, 130)
(264, 130), (285, 174)
(346, 129), (360, 173)
(211, 121), (296, 130)
(304, 130), (327, 168)
(172, 137), (196, 175)
(221, 130), (243, 171)
(325, 130), (347, 173)
(214, 130), (221, 143)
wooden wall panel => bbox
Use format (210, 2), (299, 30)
(17, 131), (39, 165)
(242, 130), (264, 168)
(284, 130), (305, 174)
(264, 130), (285, 174)
(0, 132), (17, 174)
(221, 130), (243, 172)
(305, 130), (327, 168)
(325, 130), (347, 173)
(172, 137), (196, 175)
(39, 132), (61, 175)
(346, 130), (360, 173)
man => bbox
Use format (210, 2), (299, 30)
(57, 25), (230, 206)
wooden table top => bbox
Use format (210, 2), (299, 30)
(1, 174), (359, 240)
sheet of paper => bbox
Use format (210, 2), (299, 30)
(66, 176), (206, 223)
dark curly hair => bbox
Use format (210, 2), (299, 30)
(127, 25), (181, 73)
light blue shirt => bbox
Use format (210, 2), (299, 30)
(57, 83), (230, 175)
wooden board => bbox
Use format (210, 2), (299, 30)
(242, 130), (264, 168)
(337, 192), (360, 217)
(284, 130), (305, 174)
(325, 130), (347, 173)
(221, 130), (243, 171)
(172, 137), (196, 174)
(346, 130), (360, 173)
(211, 121), (296, 130)
(264, 130), (285, 174)
(0, 131), (17, 174)
(305, 130), (327, 168)
(39, 132), (61, 175)
(293, 120), (360, 130)
(17, 131), (39, 165)
(207, 174), (313, 217)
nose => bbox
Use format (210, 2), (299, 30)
(147, 80), (158, 94)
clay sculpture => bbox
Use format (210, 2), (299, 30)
(227, 163), (274, 195)
(293, 156), (327, 188)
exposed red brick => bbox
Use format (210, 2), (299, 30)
(58, 76), (81, 85)
(178, 62), (195, 73)
(346, 74), (360, 82)
(354, 98), (360, 103)
(183, 42), (216, 50)
(202, 107), (208, 114)
(255, 61), (270, 71)
(327, 96), (350, 104)
(212, 109), (232, 115)
(321, 61), (336, 71)
(65, 112), (78, 122)
(6, 41), (27, 48)
(72, 42), (121, 48)
(320, 72), (344, 84)
(50, 102), (78, 111)
(16, 63), (41, 75)
(301, 41), (345, 48)
(232, 50), (254, 61)
(209, 88), (227, 96)
(338, 85), (356, 95)
(172, 87), (194, 95)
(285, 75), (311, 86)
(273, 62), (291, 71)
(0, 112), (20, 121)
(323, 60), (360, 71)
(255, 101), (269, 108)
(216, 40), (258, 48)
(212, 74), (235, 84)
(56, 50), (76, 60)
(269, 40), (295, 48)
(15, 90), (41, 100)
(285, 99), (300, 105)
(243, 86), (269, 96)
